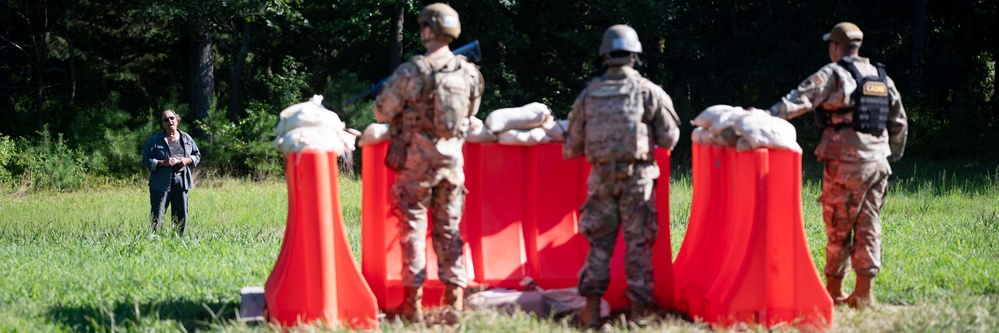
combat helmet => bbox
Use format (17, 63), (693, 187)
(418, 3), (461, 40)
(600, 24), (642, 56)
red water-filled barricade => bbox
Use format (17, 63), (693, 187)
(360, 143), (478, 311)
(362, 142), (674, 311)
(673, 143), (832, 330)
(265, 151), (379, 329)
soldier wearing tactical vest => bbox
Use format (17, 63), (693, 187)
(765, 22), (908, 309)
(372, 3), (484, 323)
(563, 24), (680, 327)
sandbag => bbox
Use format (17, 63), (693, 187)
(691, 104), (750, 135)
(272, 126), (347, 155)
(340, 128), (360, 152)
(733, 109), (803, 152)
(707, 107), (751, 136)
(274, 95), (345, 137)
(735, 137), (754, 152)
(466, 289), (546, 316)
(467, 117), (498, 143)
(542, 117), (568, 142)
(358, 123), (389, 146)
(485, 102), (552, 133)
(497, 127), (551, 146)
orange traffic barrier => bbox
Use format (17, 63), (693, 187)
(361, 142), (477, 311)
(674, 144), (832, 330)
(265, 151), (378, 329)
(362, 142), (674, 311)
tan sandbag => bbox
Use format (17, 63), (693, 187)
(274, 95), (345, 137)
(497, 127), (551, 146)
(272, 126), (347, 155)
(485, 102), (552, 133)
(733, 109), (802, 152)
(542, 117), (568, 142)
(691, 104), (750, 135)
(735, 137), (753, 152)
(466, 117), (497, 143)
(340, 128), (360, 152)
(466, 289), (546, 315)
(708, 107), (751, 136)
(358, 123), (390, 146)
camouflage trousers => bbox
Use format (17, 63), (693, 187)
(391, 164), (468, 288)
(577, 161), (659, 305)
(819, 158), (891, 278)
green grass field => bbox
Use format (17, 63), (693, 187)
(1, 157), (997, 332)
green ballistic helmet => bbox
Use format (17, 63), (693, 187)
(599, 24), (642, 56)
(418, 3), (461, 40)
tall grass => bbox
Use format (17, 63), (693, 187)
(1, 161), (997, 331)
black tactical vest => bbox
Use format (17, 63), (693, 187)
(815, 59), (890, 136)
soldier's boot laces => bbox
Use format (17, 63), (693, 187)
(579, 295), (602, 329)
(443, 284), (464, 324)
(402, 286), (424, 323)
(847, 275), (876, 309)
(826, 276), (848, 306)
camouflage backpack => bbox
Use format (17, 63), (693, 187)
(413, 54), (481, 139)
(581, 71), (653, 163)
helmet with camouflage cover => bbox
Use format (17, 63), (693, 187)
(599, 24), (642, 56)
(418, 3), (461, 40)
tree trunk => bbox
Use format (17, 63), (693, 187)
(190, 22), (214, 138)
(0, 0), (13, 133)
(908, 0), (928, 96)
(389, 1), (405, 71)
(229, 20), (250, 122)
(65, 24), (76, 112)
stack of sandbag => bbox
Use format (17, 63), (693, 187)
(272, 95), (360, 155)
(358, 102), (570, 146)
(690, 104), (801, 152)
(484, 102), (568, 145)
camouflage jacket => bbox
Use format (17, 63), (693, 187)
(563, 66), (680, 163)
(373, 53), (484, 163)
(768, 56), (907, 162)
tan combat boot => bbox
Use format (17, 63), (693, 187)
(443, 284), (464, 324)
(826, 276), (848, 305)
(847, 275), (876, 309)
(630, 299), (655, 324)
(579, 295), (602, 329)
(402, 286), (424, 322)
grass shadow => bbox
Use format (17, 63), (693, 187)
(46, 296), (239, 331)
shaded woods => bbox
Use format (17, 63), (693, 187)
(0, 0), (996, 184)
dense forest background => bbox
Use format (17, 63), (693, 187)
(0, 0), (996, 189)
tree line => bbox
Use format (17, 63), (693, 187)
(0, 0), (996, 184)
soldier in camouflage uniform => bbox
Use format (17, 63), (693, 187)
(563, 25), (680, 327)
(765, 22), (907, 309)
(372, 3), (484, 323)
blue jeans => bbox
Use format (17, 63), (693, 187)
(150, 173), (189, 235)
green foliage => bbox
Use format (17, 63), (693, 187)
(260, 56), (313, 109)
(197, 101), (283, 179)
(0, 135), (15, 186)
(11, 131), (89, 191)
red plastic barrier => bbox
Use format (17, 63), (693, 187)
(761, 149), (832, 329)
(673, 143), (711, 313)
(463, 143), (530, 288)
(266, 151), (378, 329)
(360, 142), (477, 311)
(522, 144), (589, 289)
(363, 142), (673, 311)
(674, 145), (832, 330)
